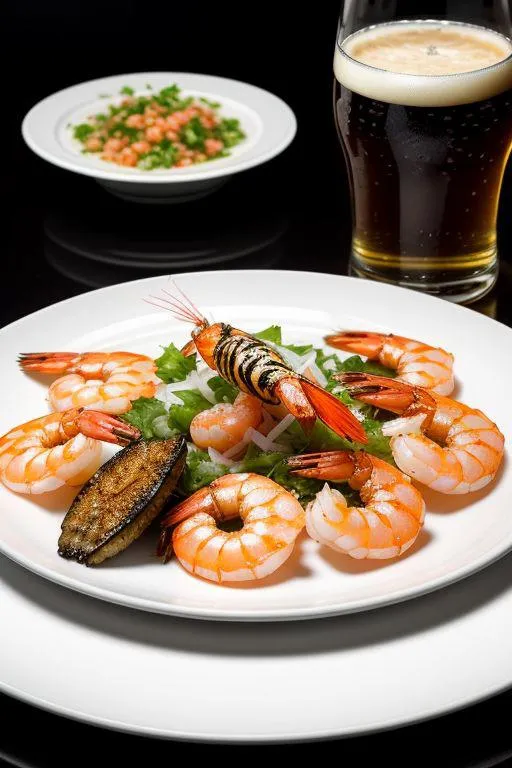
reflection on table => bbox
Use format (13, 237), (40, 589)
(44, 193), (288, 288)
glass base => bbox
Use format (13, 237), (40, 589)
(349, 255), (498, 304)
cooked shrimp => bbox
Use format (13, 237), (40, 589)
(190, 393), (263, 452)
(157, 473), (305, 582)
(19, 352), (159, 415)
(339, 373), (504, 494)
(0, 408), (140, 495)
(287, 451), (425, 559)
(324, 331), (454, 395)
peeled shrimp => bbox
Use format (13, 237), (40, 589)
(288, 451), (425, 559)
(0, 408), (140, 494)
(190, 393), (263, 452)
(340, 373), (504, 494)
(19, 352), (159, 414)
(325, 331), (454, 395)
(158, 473), (305, 582)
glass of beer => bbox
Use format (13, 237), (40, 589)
(334, 1), (512, 302)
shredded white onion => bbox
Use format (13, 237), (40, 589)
(382, 413), (426, 437)
(266, 413), (295, 442)
(274, 345), (328, 387)
(190, 370), (217, 404)
(163, 365), (218, 404)
(208, 447), (235, 467)
(223, 437), (251, 460)
(156, 383), (185, 406)
(164, 380), (194, 392)
(276, 344), (301, 369)
(296, 352), (316, 374)
(245, 427), (288, 453)
(306, 362), (328, 387)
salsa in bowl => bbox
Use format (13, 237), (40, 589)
(22, 72), (296, 203)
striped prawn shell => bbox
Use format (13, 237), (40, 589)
(213, 326), (295, 404)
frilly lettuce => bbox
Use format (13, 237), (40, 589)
(155, 343), (196, 383)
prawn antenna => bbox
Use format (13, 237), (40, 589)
(144, 281), (208, 327)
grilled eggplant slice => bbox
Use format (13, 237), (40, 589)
(58, 436), (186, 566)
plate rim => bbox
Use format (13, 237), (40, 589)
(0, 269), (511, 621)
(1, 671), (510, 742)
(21, 71), (297, 184)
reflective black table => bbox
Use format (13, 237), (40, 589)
(2, 2), (512, 764)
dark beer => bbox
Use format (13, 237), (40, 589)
(334, 20), (512, 300)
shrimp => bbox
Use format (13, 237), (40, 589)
(146, 287), (367, 444)
(287, 451), (425, 559)
(324, 331), (454, 395)
(157, 473), (305, 582)
(190, 393), (263, 452)
(0, 408), (140, 495)
(19, 351), (159, 415)
(339, 373), (504, 494)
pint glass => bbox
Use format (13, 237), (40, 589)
(335, 1), (512, 301)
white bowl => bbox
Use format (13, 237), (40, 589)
(22, 72), (297, 203)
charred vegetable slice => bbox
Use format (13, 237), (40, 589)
(58, 436), (186, 565)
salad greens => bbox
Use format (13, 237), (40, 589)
(122, 397), (168, 440)
(155, 342), (196, 383)
(168, 391), (212, 434)
(121, 326), (395, 503)
(181, 450), (229, 495)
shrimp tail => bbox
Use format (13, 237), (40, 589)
(287, 450), (373, 485)
(287, 451), (357, 481)
(19, 352), (79, 374)
(157, 486), (214, 563)
(335, 372), (414, 412)
(76, 410), (141, 446)
(299, 377), (368, 443)
(157, 528), (174, 563)
(324, 331), (385, 358)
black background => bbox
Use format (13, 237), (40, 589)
(1, 1), (512, 764)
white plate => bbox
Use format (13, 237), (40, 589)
(22, 73), (296, 203)
(0, 270), (510, 621)
(2, 551), (512, 740)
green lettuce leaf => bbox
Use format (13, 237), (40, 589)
(254, 325), (282, 344)
(239, 444), (286, 474)
(179, 450), (228, 495)
(168, 390), (211, 433)
(121, 397), (169, 440)
(207, 376), (238, 404)
(337, 354), (396, 378)
(155, 343), (196, 383)
(283, 342), (314, 356)
(316, 351), (396, 381)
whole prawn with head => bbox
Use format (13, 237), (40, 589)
(147, 287), (367, 444)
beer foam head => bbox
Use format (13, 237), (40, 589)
(334, 20), (512, 106)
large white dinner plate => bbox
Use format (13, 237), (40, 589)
(1, 552), (512, 740)
(0, 270), (510, 621)
(22, 73), (296, 203)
